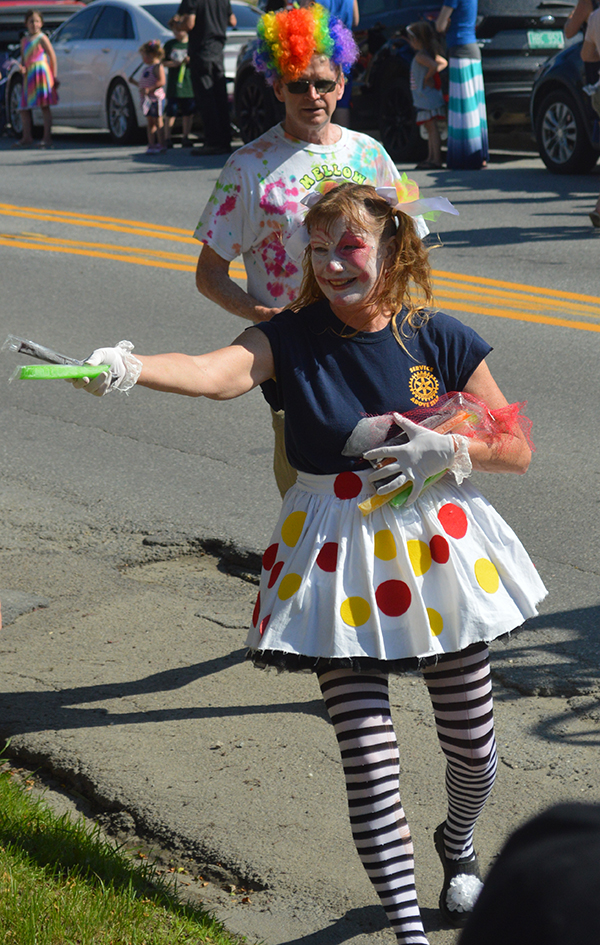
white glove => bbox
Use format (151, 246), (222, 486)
(71, 340), (142, 397)
(364, 417), (457, 504)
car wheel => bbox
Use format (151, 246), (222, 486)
(535, 89), (598, 174)
(7, 74), (23, 137)
(377, 76), (426, 163)
(234, 71), (282, 143)
(107, 78), (137, 145)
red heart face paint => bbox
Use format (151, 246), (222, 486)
(309, 215), (390, 320)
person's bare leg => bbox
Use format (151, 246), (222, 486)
(19, 109), (34, 145)
(41, 106), (52, 146)
(182, 112), (193, 139)
(147, 118), (157, 147)
(426, 119), (441, 165)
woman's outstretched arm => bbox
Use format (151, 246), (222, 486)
(137, 327), (274, 399)
(75, 327), (275, 400)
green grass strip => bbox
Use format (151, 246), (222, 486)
(0, 763), (240, 945)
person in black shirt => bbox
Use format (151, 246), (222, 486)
(174, 0), (231, 154)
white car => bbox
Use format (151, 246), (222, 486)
(6, 0), (260, 142)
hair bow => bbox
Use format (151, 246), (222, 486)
(376, 174), (459, 223)
(284, 174), (458, 260)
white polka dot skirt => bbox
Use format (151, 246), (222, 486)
(246, 469), (547, 663)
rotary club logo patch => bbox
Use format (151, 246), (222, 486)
(409, 365), (439, 406)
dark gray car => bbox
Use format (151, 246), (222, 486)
(233, 0), (575, 161)
(530, 39), (600, 173)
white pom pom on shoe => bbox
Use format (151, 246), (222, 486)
(445, 873), (484, 913)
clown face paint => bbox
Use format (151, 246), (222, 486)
(309, 214), (392, 326)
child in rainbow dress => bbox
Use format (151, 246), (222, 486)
(14, 8), (58, 149)
(70, 181), (546, 944)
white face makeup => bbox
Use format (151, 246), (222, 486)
(309, 214), (392, 325)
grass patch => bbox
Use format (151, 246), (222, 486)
(0, 761), (240, 945)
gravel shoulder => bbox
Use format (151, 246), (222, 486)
(2, 479), (600, 945)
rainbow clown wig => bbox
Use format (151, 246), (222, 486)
(253, 3), (359, 86)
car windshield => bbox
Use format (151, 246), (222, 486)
(359, 0), (409, 15)
(477, 0), (574, 11)
(141, 3), (179, 28)
(231, 4), (260, 28)
(52, 5), (101, 42)
(142, 0), (260, 29)
(358, 0), (574, 13)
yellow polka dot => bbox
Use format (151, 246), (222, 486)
(474, 558), (500, 594)
(407, 540), (432, 576)
(278, 572), (302, 601)
(427, 608), (444, 637)
(281, 510), (307, 547)
(374, 529), (397, 561)
(340, 596), (371, 627)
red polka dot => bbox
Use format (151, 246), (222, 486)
(317, 542), (338, 572)
(252, 592), (261, 627)
(334, 472), (362, 500)
(262, 543), (278, 571)
(375, 580), (411, 617)
(268, 560), (284, 588)
(438, 503), (468, 539)
(259, 614), (270, 637)
(430, 534), (450, 564)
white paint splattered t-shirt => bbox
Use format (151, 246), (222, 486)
(194, 123), (400, 309)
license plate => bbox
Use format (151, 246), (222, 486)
(527, 30), (565, 49)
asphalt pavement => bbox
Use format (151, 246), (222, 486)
(1, 130), (600, 945)
(2, 480), (600, 945)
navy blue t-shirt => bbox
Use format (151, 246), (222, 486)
(256, 302), (492, 475)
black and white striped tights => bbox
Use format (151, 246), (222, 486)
(317, 642), (498, 945)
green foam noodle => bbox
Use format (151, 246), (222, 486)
(388, 470), (448, 509)
(17, 364), (111, 380)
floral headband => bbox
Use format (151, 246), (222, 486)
(285, 174), (459, 259)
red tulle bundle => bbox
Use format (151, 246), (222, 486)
(402, 393), (535, 453)
(486, 401), (534, 451)
(342, 392), (534, 458)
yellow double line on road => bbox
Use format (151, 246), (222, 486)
(0, 230), (197, 272)
(1, 202), (599, 331)
(431, 270), (600, 333)
(0, 202), (195, 244)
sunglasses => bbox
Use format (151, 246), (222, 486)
(285, 79), (339, 95)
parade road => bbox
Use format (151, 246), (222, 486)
(1, 131), (600, 945)
(1, 131), (600, 692)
